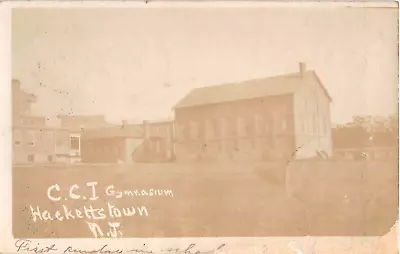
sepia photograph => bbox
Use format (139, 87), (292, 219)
(10, 3), (398, 243)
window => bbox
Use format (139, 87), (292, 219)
(156, 141), (160, 154)
(244, 120), (252, 137)
(28, 154), (35, 162)
(70, 136), (80, 150)
(219, 118), (227, 138)
(254, 115), (263, 135)
(213, 119), (220, 138)
(189, 121), (200, 140)
(26, 131), (35, 146)
(282, 119), (287, 131)
(264, 117), (270, 134)
(205, 120), (215, 139)
(237, 117), (246, 137)
(13, 130), (22, 146)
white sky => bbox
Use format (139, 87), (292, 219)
(12, 7), (398, 126)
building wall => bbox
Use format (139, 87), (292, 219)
(12, 127), (71, 164)
(81, 137), (146, 163)
(19, 115), (46, 127)
(174, 95), (296, 162)
(142, 121), (175, 162)
(293, 75), (332, 158)
(81, 138), (126, 163)
(11, 80), (77, 165)
(125, 138), (145, 163)
(133, 138), (170, 162)
(147, 122), (173, 138)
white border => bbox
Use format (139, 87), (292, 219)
(0, 1), (398, 253)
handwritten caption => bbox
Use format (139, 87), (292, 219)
(15, 239), (229, 254)
(29, 182), (174, 238)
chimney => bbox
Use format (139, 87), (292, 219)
(299, 62), (306, 77)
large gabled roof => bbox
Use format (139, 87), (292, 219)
(174, 70), (332, 109)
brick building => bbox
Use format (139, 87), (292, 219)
(58, 115), (115, 163)
(80, 123), (144, 163)
(12, 126), (71, 164)
(80, 120), (175, 163)
(12, 79), (73, 164)
(173, 63), (333, 162)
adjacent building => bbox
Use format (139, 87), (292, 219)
(80, 123), (144, 163)
(12, 126), (71, 164)
(59, 114), (115, 163)
(136, 120), (175, 162)
(173, 63), (333, 162)
(80, 120), (175, 163)
(12, 79), (73, 164)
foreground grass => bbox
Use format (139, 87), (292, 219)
(13, 160), (398, 238)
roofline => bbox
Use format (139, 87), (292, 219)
(145, 119), (174, 124)
(58, 114), (106, 119)
(173, 71), (315, 110)
(12, 125), (70, 131)
(311, 71), (333, 102)
(81, 136), (144, 140)
(173, 92), (295, 110)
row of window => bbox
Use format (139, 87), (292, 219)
(149, 126), (170, 137)
(14, 141), (35, 146)
(25, 154), (54, 162)
(180, 115), (329, 141)
(181, 116), (288, 140)
(147, 140), (164, 154)
(13, 131), (80, 150)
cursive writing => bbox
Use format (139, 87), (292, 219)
(15, 239), (57, 253)
(64, 245), (123, 254)
(15, 240), (227, 254)
(161, 243), (226, 254)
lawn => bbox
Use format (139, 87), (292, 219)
(12, 160), (398, 238)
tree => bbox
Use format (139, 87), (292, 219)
(332, 115), (398, 149)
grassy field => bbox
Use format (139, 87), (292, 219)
(13, 160), (398, 238)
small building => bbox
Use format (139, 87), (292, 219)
(80, 120), (175, 163)
(173, 63), (333, 162)
(59, 114), (116, 163)
(80, 124), (144, 163)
